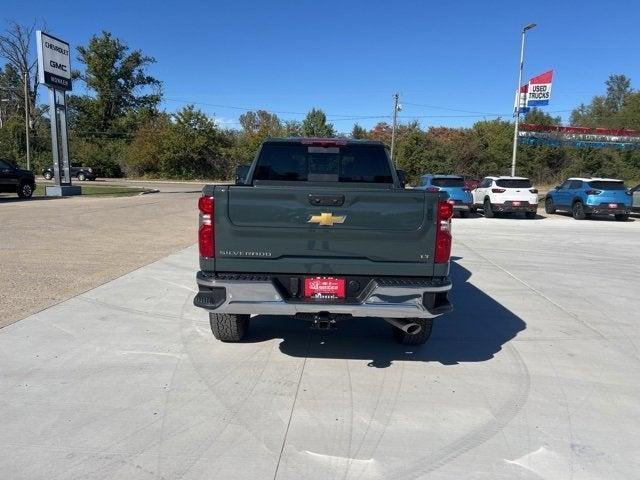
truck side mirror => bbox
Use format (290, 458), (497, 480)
(396, 169), (406, 186)
(235, 165), (250, 185)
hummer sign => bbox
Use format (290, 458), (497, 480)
(36, 31), (72, 91)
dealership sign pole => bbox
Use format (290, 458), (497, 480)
(37, 31), (80, 196)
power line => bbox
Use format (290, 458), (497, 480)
(401, 101), (505, 116)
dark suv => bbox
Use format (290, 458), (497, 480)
(0, 159), (36, 199)
(42, 165), (96, 181)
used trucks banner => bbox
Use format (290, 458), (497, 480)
(526, 70), (553, 107)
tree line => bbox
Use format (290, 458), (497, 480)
(1, 22), (639, 185)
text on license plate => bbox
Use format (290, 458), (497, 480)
(304, 277), (346, 298)
(512, 201), (521, 206)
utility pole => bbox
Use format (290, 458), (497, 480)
(390, 92), (400, 166)
(24, 72), (31, 171)
(511, 23), (537, 177)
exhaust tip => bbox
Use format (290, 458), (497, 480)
(405, 323), (422, 335)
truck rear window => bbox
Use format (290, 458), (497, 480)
(588, 181), (627, 190)
(432, 177), (465, 187)
(496, 179), (532, 188)
(253, 143), (393, 183)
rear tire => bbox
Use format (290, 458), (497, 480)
(483, 199), (494, 218)
(393, 318), (433, 345)
(209, 313), (249, 342)
(525, 211), (536, 219)
(77, 172), (87, 181)
(43, 171), (52, 180)
(17, 182), (33, 199)
(615, 214), (629, 222)
(545, 197), (556, 214)
(572, 201), (586, 220)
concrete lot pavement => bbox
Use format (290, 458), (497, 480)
(0, 182), (204, 327)
(1, 215), (639, 479)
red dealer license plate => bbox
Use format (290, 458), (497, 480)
(609, 203), (618, 208)
(304, 277), (346, 298)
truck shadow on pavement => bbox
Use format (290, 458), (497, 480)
(246, 259), (526, 368)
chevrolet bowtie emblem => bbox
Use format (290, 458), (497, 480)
(308, 212), (347, 226)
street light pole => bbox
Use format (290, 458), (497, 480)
(510, 23), (536, 177)
(390, 92), (400, 166)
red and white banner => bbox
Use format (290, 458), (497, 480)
(514, 84), (529, 114)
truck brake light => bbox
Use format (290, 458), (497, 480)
(300, 138), (348, 146)
(435, 201), (453, 264)
(198, 196), (215, 258)
(491, 188), (506, 193)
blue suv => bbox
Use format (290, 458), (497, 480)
(545, 178), (632, 221)
(416, 174), (473, 217)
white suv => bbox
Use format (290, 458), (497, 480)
(472, 176), (538, 218)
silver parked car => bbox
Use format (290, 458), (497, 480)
(631, 184), (640, 212)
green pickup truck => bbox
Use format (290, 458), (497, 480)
(193, 138), (453, 344)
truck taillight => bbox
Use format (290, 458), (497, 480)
(435, 201), (453, 264)
(198, 196), (215, 258)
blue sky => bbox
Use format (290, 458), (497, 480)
(3, 0), (639, 131)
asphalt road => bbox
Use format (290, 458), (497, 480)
(1, 213), (639, 479)
(0, 181), (204, 326)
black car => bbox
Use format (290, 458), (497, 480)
(42, 165), (96, 181)
(0, 159), (36, 198)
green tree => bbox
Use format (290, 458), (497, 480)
(234, 110), (283, 164)
(615, 92), (640, 130)
(162, 106), (231, 178)
(69, 31), (161, 136)
(523, 108), (561, 126)
(301, 108), (334, 137)
(472, 119), (513, 176)
(605, 74), (632, 114)
(570, 75), (635, 128)
(351, 123), (368, 139)
(282, 120), (302, 136)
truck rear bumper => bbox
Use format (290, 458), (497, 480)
(194, 273), (452, 319)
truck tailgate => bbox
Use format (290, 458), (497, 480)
(212, 185), (439, 276)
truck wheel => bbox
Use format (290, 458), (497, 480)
(17, 182), (34, 199)
(483, 199), (494, 218)
(572, 201), (586, 220)
(545, 197), (556, 214)
(77, 172), (86, 181)
(43, 171), (53, 180)
(393, 318), (433, 345)
(209, 313), (249, 342)
(615, 214), (629, 222)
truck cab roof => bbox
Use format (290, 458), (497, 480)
(264, 137), (386, 147)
